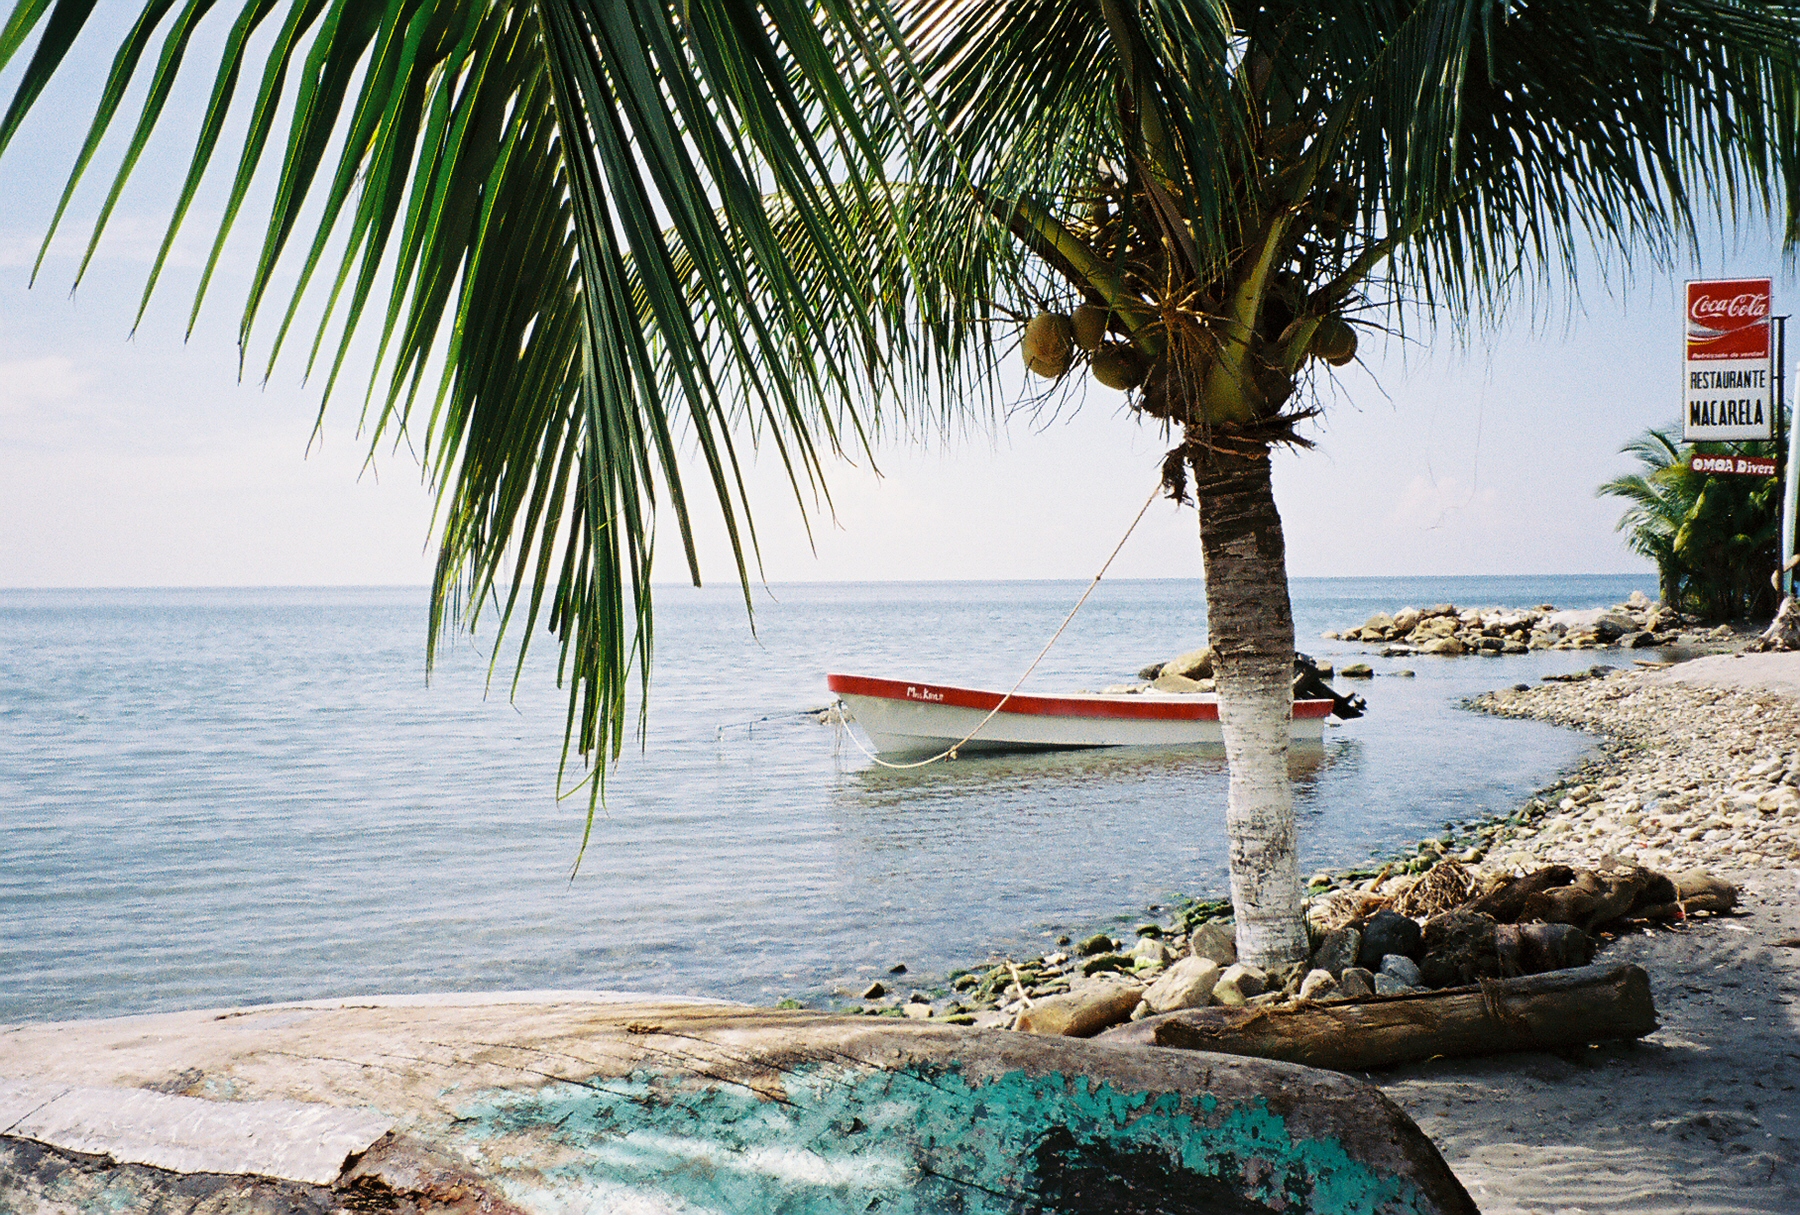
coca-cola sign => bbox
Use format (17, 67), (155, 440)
(1686, 277), (1773, 360)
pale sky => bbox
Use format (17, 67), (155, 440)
(3, 18), (1795, 589)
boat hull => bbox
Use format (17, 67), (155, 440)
(828, 674), (1331, 757)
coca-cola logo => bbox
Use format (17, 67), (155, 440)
(1689, 291), (1770, 325)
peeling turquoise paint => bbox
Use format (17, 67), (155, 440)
(452, 1063), (1433, 1214)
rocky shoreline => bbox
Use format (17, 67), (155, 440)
(1325, 592), (1737, 656)
(852, 647), (1798, 1036)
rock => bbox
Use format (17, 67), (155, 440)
(1338, 967), (1376, 999)
(1627, 590), (1652, 608)
(1420, 636), (1466, 655)
(1077, 933), (1115, 956)
(1340, 663), (1374, 678)
(1216, 962), (1268, 1002)
(860, 982), (886, 999)
(1298, 969), (1338, 1002)
(908, 991), (930, 1003)
(1188, 922), (1238, 966)
(903, 1002), (934, 1019)
(1132, 937), (1172, 966)
(1373, 973), (1414, 996)
(1392, 607), (1423, 632)
(1394, 669), (1415, 677)
(1360, 613), (1397, 638)
(889, 963), (907, 974)
(1310, 927), (1361, 977)
(1757, 786), (1800, 814)
(1152, 672), (1207, 693)
(1014, 982), (1144, 1037)
(1141, 957), (1222, 1014)
(1160, 646), (1213, 680)
(1136, 662), (1164, 680)
(1419, 911), (1501, 988)
(1357, 910), (1423, 968)
(1082, 953), (1135, 976)
(1378, 954), (1422, 987)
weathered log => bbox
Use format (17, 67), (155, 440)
(1098, 962), (1657, 1072)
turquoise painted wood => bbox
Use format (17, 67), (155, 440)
(457, 1062), (1439, 1214)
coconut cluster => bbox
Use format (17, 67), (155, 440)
(1021, 304), (1355, 388)
(1020, 308), (1148, 390)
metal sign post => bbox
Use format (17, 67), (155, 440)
(1783, 312), (1800, 597)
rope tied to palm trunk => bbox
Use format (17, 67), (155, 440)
(836, 480), (1165, 769)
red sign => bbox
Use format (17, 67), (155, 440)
(1687, 278), (1773, 360)
(1692, 454), (1778, 477)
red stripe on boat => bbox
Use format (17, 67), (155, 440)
(827, 674), (1335, 721)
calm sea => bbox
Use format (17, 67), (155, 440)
(0, 575), (1650, 1023)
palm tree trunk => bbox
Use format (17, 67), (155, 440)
(1191, 442), (1310, 969)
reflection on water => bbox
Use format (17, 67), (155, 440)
(843, 739), (1333, 802)
(0, 575), (1648, 1022)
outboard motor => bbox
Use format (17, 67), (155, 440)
(1294, 652), (1366, 720)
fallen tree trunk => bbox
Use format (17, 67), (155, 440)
(1098, 962), (1656, 1072)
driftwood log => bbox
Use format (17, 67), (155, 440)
(1099, 962), (1656, 1072)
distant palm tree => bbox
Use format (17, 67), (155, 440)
(1600, 424), (1784, 620)
(1599, 428), (1694, 606)
(5, 1), (1799, 963)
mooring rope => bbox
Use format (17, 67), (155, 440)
(835, 480), (1165, 770)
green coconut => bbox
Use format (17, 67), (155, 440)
(1023, 311), (1074, 377)
(1090, 341), (1148, 391)
(1313, 316), (1358, 366)
(1071, 304), (1110, 353)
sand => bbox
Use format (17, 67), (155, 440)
(1370, 651), (1800, 1214)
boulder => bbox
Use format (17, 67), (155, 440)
(1420, 636), (1466, 655)
(1357, 910), (1423, 968)
(1391, 607), (1423, 632)
(1298, 969), (1339, 1002)
(1340, 663), (1374, 678)
(1378, 955), (1423, 987)
(1152, 672), (1207, 693)
(1360, 613), (1397, 638)
(1418, 911), (1501, 988)
(1141, 957), (1222, 1014)
(1374, 973), (1414, 996)
(1410, 616), (1458, 640)
(1189, 922), (1238, 966)
(1015, 982), (1144, 1037)
(1161, 646), (1214, 680)
(1337, 967), (1376, 999)
(1213, 963), (1268, 1006)
(1310, 927), (1361, 977)
(1077, 933), (1115, 956)
(1132, 937), (1173, 967)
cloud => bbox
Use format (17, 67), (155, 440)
(0, 355), (91, 412)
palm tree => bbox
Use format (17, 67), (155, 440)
(5, 1), (1798, 967)
(1599, 427), (1694, 606)
(1601, 424), (1785, 620)
(872, 0), (1800, 963)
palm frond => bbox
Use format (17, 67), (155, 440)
(0, 0), (910, 832)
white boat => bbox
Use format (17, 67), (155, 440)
(827, 673), (1335, 757)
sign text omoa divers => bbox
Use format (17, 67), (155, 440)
(1691, 454), (1778, 477)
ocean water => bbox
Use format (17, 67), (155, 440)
(0, 575), (1652, 1023)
